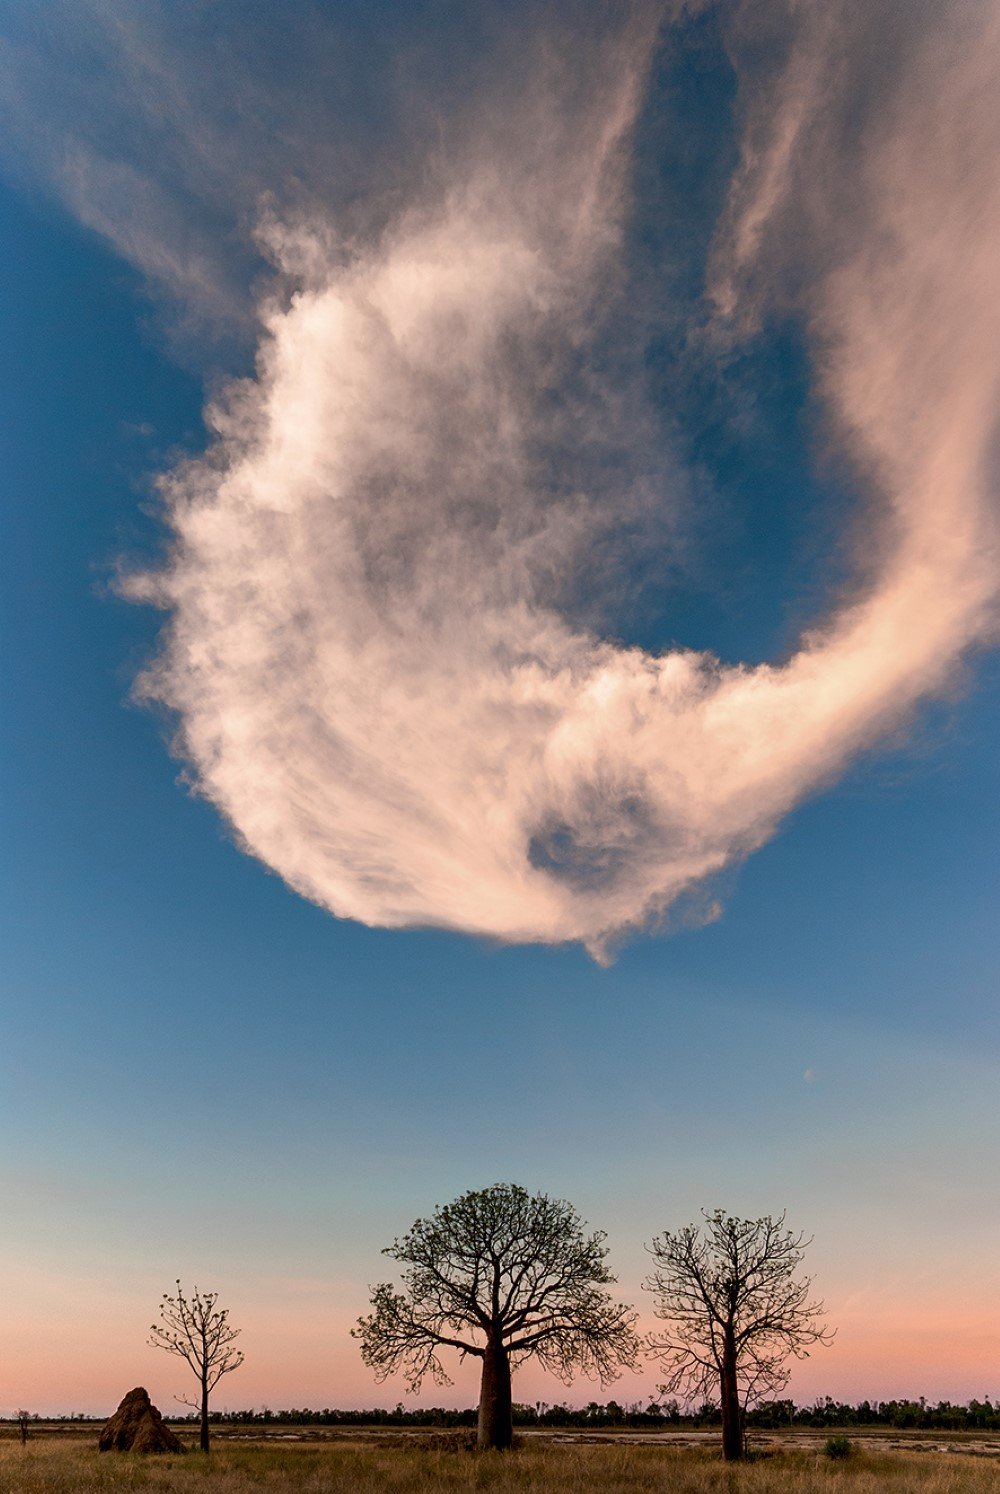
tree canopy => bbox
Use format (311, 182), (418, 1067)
(644, 1211), (832, 1459)
(149, 1281), (244, 1452)
(354, 1183), (639, 1449)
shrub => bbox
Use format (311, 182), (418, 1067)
(824, 1435), (853, 1459)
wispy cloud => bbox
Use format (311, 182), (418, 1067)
(7, 2), (996, 955)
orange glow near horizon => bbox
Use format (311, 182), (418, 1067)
(5, 1263), (1000, 1418)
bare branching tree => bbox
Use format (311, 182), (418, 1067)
(149, 1281), (244, 1452)
(644, 1210), (834, 1461)
(354, 1183), (640, 1450)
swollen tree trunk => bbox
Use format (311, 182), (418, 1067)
(200, 1376), (210, 1453)
(477, 1334), (513, 1451)
(720, 1326), (743, 1462)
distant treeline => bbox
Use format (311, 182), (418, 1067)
(150, 1396), (1000, 1432)
(9, 1397), (1000, 1432)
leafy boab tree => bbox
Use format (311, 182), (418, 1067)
(644, 1211), (833, 1461)
(354, 1183), (640, 1450)
(149, 1281), (244, 1451)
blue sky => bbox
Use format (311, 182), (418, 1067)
(2, 0), (999, 1414)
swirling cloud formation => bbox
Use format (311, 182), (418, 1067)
(122, 0), (999, 955)
(12, 2), (997, 954)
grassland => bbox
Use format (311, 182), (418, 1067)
(3, 1435), (1000, 1493)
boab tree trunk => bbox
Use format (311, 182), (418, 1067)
(720, 1325), (743, 1462)
(200, 1371), (210, 1453)
(477, 1334), (513, 1451)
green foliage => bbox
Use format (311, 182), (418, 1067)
(823, 1435), (853, 1459)
(354, 1184), (639, 1390)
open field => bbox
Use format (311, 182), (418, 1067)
(3, 1433), (1000, 1493)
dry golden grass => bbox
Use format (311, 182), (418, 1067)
(2, 1437), (999, 1493)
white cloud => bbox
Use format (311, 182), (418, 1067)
(38, 2), (1000, 954)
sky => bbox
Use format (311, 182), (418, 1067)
(1, 0), (999, 1417)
